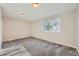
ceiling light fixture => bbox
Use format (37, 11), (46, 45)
(32, 3), (39, 8)
(21, 13), (24, 16)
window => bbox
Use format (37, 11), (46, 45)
(43, 17), (60, 32)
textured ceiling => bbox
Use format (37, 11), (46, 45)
(0, 3), (79, 21)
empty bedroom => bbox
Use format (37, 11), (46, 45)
(0, 3), (79, 56)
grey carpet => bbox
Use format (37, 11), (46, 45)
(2, 37), (79, 56)
(0, 45), (31, 56)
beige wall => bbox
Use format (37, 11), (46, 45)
(0, 8), (2, 49)
(76, 8), (79, 52)
(32, 10), (76, 48)
(3, 17), (31, 41)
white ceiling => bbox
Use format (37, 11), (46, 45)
(0, 3), (79, 21)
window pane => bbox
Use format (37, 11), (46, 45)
(43, 17), (60, 32)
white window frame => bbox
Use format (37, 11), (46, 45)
(42, 17), (60, 32)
